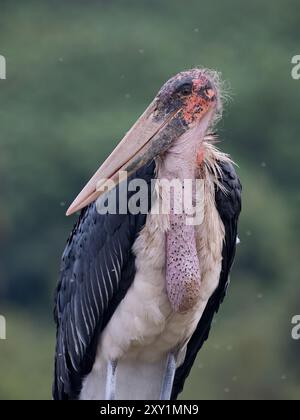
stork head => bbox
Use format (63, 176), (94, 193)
(66, 68), (221, 216)
(155, 68), (221, 127)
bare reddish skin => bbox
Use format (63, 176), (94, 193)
(196, 147), (205, 166)
(182, 77), (215, 125)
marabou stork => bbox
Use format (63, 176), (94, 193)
(53, 68), (242, 400)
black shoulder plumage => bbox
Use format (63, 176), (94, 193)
(53, 161), (155, 400)
(171, 159), (242, 399)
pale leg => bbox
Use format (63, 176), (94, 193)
(105, 360), (117, 400)
(160, 353), (176, 400)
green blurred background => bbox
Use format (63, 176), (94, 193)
(0, 0), (300, 400)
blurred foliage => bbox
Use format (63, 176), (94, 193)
(0, 0), (300, 400)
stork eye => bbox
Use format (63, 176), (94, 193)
(177, 82), (193, 96)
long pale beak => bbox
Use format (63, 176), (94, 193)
(66, 100), (181, 216)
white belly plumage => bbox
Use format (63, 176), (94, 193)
(80, 174), (225, 400)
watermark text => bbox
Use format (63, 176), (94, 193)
(291, 55), (300, 80)
(0, 55), (6, 80)
(0, 315), (6, 340)
(95, 173), (205, 226)
(291, 315), (300, 340)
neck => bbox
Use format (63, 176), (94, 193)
(158, 127), (206, 313)
(159, 129), (200, 181)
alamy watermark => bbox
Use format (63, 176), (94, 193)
(95, 172), (205, 226)
(291, 55), (300, 80)
(291, 315), (300, 340)
(0, 315), (6, 340)
(0, 54), (6, 80)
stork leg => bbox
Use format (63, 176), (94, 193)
(105, 360), (117, 400)
(160, 353), (176, 400)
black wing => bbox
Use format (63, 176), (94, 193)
(171, 160), (242, 399)
(53, 161), (155, 400)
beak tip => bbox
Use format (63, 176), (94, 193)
(66, 205), (75, 217)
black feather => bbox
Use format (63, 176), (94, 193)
(53, 161), (155, 400)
